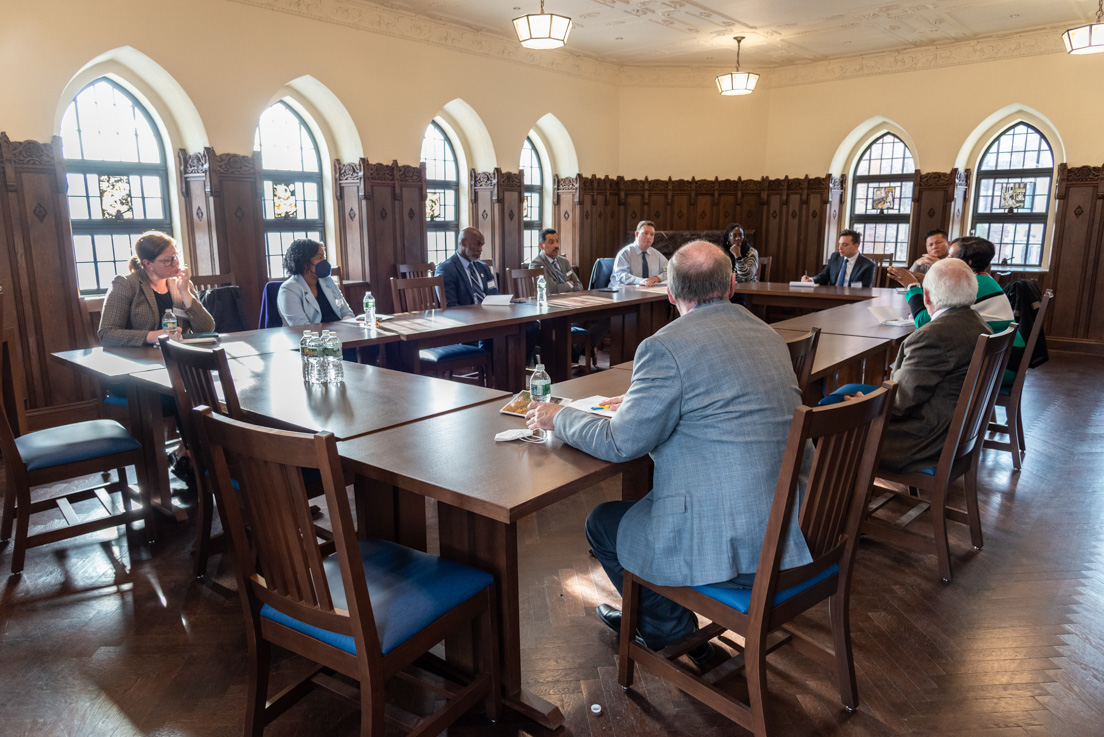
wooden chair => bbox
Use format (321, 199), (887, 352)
(194, 407), (500, 736)
(784, 327), (821, 392)
(864, 326), (1017, 582)
(509, 267), (593, 374)
(757, 255), (772, 282)
(984, 289), (1053, 470)
(865, 253), (892, 288)
(191, 272), (236, 290)
(398, 262), (436, 279)
(390, 276), (490, 385)
(0, 333), (153, 574)
(618, 383), (897, 737)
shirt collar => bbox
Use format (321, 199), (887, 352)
(456, 252), (473, 269)
(930, 306), (951, 321)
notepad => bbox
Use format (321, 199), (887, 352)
(179, 332), (219, 344)
(565, 396), (616, 418)
(482, 294), (515, 306)
(789, 280), (817, 287)
(868, 305), (913, 326)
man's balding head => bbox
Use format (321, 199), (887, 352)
(457, 227), (485, 261)
(668, 241), (734, 307)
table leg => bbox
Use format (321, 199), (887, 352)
(437, 502), (565, 730)
(500, 325), (527, 393)
(131, 386), (186, 522)
(621, 458), (653, 501)
(541, 317), (571, 383)
(352, 474), (427, 551)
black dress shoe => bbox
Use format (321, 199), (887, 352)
(595, 604), (714, 665)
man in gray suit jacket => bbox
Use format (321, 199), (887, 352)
(529, 227), (607, 351)
(527, 241), (812, 653)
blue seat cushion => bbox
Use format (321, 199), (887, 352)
(918, 467), (935, 476)
(260, 537), (493, 656)
(998, 384), (1011, 397)
(15, 420), (141, 472)
(571, 326), (588, 335)
(692, 564), (839, 614)
(419, 344), (488, 364)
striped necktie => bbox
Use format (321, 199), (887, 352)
(468, 262), (485, 303)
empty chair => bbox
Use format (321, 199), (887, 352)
(984, 289), (1053, 469)
(397, 262), (436, 279)
(866, 252), (892, 288)
(0, 336), (153, 574)
(195, 407), (500, 736)
(784, 326), (821, 392)
(258, 281), (284, 329)
(864, 326), (1017, 582)
(588, 257), (615, 290)
(507, 267), (544, 298)
(757, 255), (772, 282)
(190, 272), (236, 290)
(390, 275), (490, 385)
(618, 384), (896, 737)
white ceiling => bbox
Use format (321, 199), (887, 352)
(370, 0), (1092, 67)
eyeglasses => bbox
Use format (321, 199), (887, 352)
(155, 255), (180, 266)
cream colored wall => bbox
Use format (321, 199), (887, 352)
(0, 0), (621, 175)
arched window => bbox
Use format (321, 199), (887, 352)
(520, 137), (544, 263)
(421, 122), (460, 267)
(61, 78), (173, 294)
(254, 101), (324, 278)
(849, 133), (915, 264)
(970, 123), (1054, 268)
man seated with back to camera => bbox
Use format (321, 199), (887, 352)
(525, 241), (811, 663)
(821, 257), (991, 473)
(529, 227), (608, 363)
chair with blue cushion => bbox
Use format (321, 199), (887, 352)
(258, 280), (284, 329)
(783, 326), (821, 393)
(587, 257), (615, 290)
(390, 275), (490, 386)
(194, 407), (500, 736)
(617, 383), (897, 737)
(864, 326), (1017, 583)
(0, 337), (153, 574)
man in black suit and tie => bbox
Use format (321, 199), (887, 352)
(436, 227), (498, 306)
(802, 229), (875, 287)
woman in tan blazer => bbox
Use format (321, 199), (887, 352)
(98, 231), (215, 347)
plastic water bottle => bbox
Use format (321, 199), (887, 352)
(308, 332), (325, 384)
(161, 308), (177, 334)
(536, 275), (548, 308)
(300, 331), (314, 381)
(325, 331), (344, 383)
(363, 291), (376, 330)
(530, 363), (551, 404)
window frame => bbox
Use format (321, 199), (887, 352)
(969, 123), (1054, 269)
(254, 100), (326, 279)
(848, 132), (916, 266)
(62, 77), (174, 295)
(520, 137), (544, 264)
(421, 121), (460, 267)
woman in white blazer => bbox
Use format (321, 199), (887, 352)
(276, 239), (354, 326)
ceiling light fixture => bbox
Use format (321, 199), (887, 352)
(1063, 0), (1104, 54)
(514, 0), (573, 50)
(716, 36), (759, 96)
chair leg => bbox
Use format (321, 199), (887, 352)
(193, 483), (213, 578)
(618, 574), (640, 688)
(744, 630), (771, 737)
(244, 636), (271, 737)
(963, 463), (984, 551)
(477, 587), (501, 721)
(11, 486), (30, 573)
(828, 591), (858, 710)
(360, 678), (386, 737)
(0, 471), (15, 541)
(931, 486), (954, 583)
(1009, 400), (1024, 469)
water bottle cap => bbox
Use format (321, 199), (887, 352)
(534, 364), (545, 371)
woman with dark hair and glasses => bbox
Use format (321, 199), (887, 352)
(276, 238), (354, 326)
(99, 230), (214, 347)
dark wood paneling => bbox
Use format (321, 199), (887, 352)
(0, 133), (89, 408)
(177, 150), (218, 276)
(471, 168), (524, 283)
(907, 169), (969, 264)
(1048, 163), (1104, 352)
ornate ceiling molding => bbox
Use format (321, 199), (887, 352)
(231, 1), (1069, 89)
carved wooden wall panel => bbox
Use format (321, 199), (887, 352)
(470, 168), (524, 284)
(907, 169), (968, 265)
(334, 160), (369, 284)
(1048, 163), (1104, 354)
(178, 150), (218, 277)
(0, 134), (89, 408)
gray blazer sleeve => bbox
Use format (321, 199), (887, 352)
(553, 334), (681, 461)
(891, 328), (955, 419)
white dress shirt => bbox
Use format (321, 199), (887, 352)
(611, 244), (668, 286)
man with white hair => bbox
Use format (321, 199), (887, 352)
(822, 257), (991, 473)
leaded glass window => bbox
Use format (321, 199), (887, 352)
(970, 124), (1054, 268)
(421, 122), (459, 266)
(61, 78), (173, 293)
(254, 101), (324, 278)
(849, 133), (915, 265)
(520, 138), (543, 263)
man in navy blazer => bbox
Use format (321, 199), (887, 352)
(803, 229), (875, 287)
(435, 227), (498, 306)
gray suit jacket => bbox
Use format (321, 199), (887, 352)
(98, 270), (215, 347)
(880, 306), (992, 473)
(529, 252), (583, 294)
(554, 301), (813, 586)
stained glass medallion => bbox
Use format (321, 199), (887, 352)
(272, 182), (297, 219)
(98, 175), (134, 220)
(426, 191), (442, 220)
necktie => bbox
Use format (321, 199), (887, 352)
(548, 256), (566, 284)
(468, 262), (485, 303)
(640, 252), (650, 279)
(836, 258), (848, 286)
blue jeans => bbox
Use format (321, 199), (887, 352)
(818, 383), (878, 406)
(585, 501), (697, 648)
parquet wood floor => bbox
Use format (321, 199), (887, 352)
(1, 352), (1102, 736)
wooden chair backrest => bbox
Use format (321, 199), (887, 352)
(784, 327), (821, 391)
(508, 267), (544, 299)
(195, 408), (383, 658)
(390, 276), (445, 312)
(1006, 289), (1053, 397)
(83, 296), (106, 346)
(191, 273), (236, 290)
(941, 326), (1017, 473)
(758, 256), (772, 283)
(753, 383), (896, 607)
(866, 253), (892, 288)
(398, 263), (436, 279)
(159, 337), (243, 461)
(0, 327), (28, 463)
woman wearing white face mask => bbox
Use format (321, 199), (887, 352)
(275, 238), (354, 326)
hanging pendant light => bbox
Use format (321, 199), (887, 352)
(716, 36), (759, 96)
(1063, 0), (1104, 54)
(514, 0), (573, 50)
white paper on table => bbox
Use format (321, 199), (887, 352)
(481, 294), (515, 306)
(566, 395), (616, 418)
(868, 304), (912, 326)
(788, 280), (817, 287)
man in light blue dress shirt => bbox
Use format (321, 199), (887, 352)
(610, 220), (668, 287)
